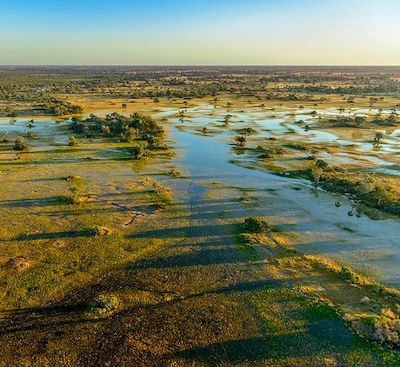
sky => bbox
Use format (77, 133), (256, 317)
(0, 0), (399, 65)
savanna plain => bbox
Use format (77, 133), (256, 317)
(2, 66), (400, 366)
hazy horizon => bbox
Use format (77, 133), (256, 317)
(1, 64), (400, 67)
(1, 0), (399, 66)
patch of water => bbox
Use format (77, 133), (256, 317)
(168, 111), (400, 286)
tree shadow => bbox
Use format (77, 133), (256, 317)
(0, 196), (68, 208)
(14, 229), (92, 241)
(130, 223), (236, 240)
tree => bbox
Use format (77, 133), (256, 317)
(68, 135), (78, 146)
(374, 132), (384, 144)
(13, 136), (28, 151)
(235, 135), (246, 146)
(122, 103), (127, 109)
(224, 114), (232, 125)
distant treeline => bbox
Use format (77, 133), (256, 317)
(274, 82), (400, 96)
(1, 66), (400, 103)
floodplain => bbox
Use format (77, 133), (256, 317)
(1, 66), (400, 366)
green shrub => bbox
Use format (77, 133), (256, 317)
(235, 135), (247, 146)
(86, 295), (121, 319)
(68, 135), (78, 146)
(239, 127), (257, 135)
(340, 266), (360, 284)
(88, 226), (112, 236)
(66, 175), (84, 205)
(132, 144), (146, 159)
(243, 217), (271, 233)
(315, 159), (328, 169)
(13, 136), (28, 151)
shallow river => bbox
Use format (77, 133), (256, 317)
(157, 107), (400, 286)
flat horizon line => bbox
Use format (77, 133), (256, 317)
(0, 64), (400, 68)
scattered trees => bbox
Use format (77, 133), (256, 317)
(70, 113), (164, 141)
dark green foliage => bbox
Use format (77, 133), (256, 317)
(239, 127), (257, 135)
(235, 135), (246, 146)
(13, 136), (28, 151)
(70, 113), (163, 142)
(374, 132), (384, 143)
(243, 217), (271, 233)
(315, 159), (328, 169)
(88, 226), (113, 236)
(131, 144), (146, 159)
(340, 266), (361, 284)
(259, 147), (285, 158)
(45, 98), (83, 116)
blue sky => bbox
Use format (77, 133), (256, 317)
(0, 0), (399, 65)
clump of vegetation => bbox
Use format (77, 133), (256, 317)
(237, 193), (249, 203)
(13, 136), (28, 151)
(298, 158), (400, 216)
(285, 143), (308, 151)
(347, 309), (400, 349)
(68, 135), (78, 146)
(46, 97), (83, 116)
(223, 114), (232, 125)
(152, 184), (172, 209)
(238, 127), (257, 135)
(340, 266), (361, 284)
(259, 146), (285, 159)
(304, 295), (339, 320)
(131, 144), (147, 159)
(243, 217), (271, 233)
(70, 112), (163, 142)
(315, 158), (328, 169)
(328, 112), (398, 128)
(66, 175), (84, 205)
(168, 169), (181, 177)
(235, 135), (246, 146)
(86, 295), (121, 319)
(374, 132), (384, 144)
(88, 225), (113, 236)
(66, 175), (80, 182)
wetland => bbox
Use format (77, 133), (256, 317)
(1, 66), (400, 366)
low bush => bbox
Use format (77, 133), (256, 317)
(243, 217), (271, 233)
(13, 136), (28, 151)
